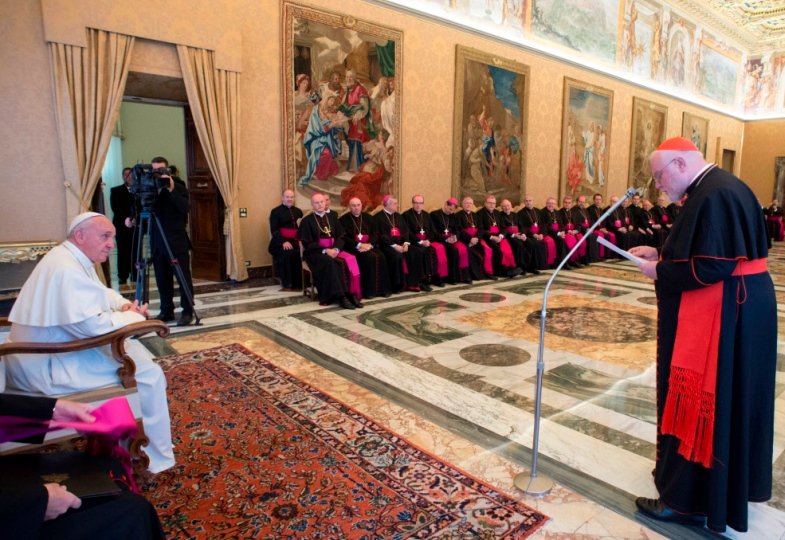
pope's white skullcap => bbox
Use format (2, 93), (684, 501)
(67, 212), (104, 236)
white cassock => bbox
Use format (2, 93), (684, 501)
(3, 241), (175, 473)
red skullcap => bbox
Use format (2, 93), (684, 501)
(446, 197), (459, 206)
(656, 137), (699, 152)
(382, 194), (393, 205)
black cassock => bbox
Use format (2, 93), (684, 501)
(568, 207), (600, 263)
(375, 210), (426, 291)
(456, 210), (488, 279)
(538, 208), (569, 264)
(764, 204), (784, 242)
(475, 208), (519, 275)
(651, 204), (672, 241)
(430, 209), (472, 283)
(298, 211), (350, 304)
(517, 207), (549, 270)
(404, 208), (449, 284)
(339, 212), (391, 298)
(268, 203), (303, 289)
(654, 166), (776, 533)
(499, 210), (539, 271)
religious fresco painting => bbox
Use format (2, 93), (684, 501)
(530, 0), (619, 63)
(384, 1), (781, 115)
(560, 78), (613, 200)
(282, 2), (402, 212)
(697, 37), (740, 106)
(681, 112), (708, 157)
(629, 97), (667, 201)
(452, 46), (530, 205)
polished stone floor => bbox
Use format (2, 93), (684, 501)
(133, 246), (785, 539)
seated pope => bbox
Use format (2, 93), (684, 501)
(2, 212), (175, 473)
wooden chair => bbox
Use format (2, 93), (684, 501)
(0, 318), (170, 471)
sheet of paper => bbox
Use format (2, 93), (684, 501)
(597, 236), (646, 266)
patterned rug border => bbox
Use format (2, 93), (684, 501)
(157, 342), (549, 538)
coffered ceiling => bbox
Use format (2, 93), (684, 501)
(675, 0), (785, 52)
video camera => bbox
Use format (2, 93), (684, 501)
(130, 163), (172, 210)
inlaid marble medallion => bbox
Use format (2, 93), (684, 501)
(354, 300), (468, 346)
(459, 292), (506, 303)
(459, 344), (530, 366)
(525, 307), (656, 342)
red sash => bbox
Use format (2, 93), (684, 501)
(480, 240), (494, 274)
(279, 227), (298, 240)
(454, 241), (469, 269)
(530, 224), (540, 234)
(543, 236), (556, 266)
(337, 252), (362, 300)
(505, 225), (519, 235)
(431, 242), (449, 277)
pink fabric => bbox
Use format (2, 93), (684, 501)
(279, 227), (298, 239)
(416, 232), (428, 241)
(614, 219), (622, 228)
(543, 236), (556, 266)
(318, 238), (335, 249)
(550, 223), (560, 232)
(563, 233), (578, 262)
(356, 234), (369, 243)
(489, 225), (501, 234)
(661, 214), (669, 223)
(498, 239), (516, 268)
(337, 251), (362, 300)
(390, 227), (401, 237)
(431, 242), (449, 277)
(454, 241), (469, 269)
(480, 240), (494, 274)
(593, 230), (606, 258)
(505, 225), (519, 234)
(463, 227), (478, 237)
(530, 224), (540, 234)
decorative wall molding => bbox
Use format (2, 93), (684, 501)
(0, 242), (58, 264)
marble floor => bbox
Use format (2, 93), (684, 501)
(134, 247), (785, 539)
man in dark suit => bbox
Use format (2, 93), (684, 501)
(0, 394), (165, 538)
(110, 167), (137, 289)
(150, 157), (194, 326)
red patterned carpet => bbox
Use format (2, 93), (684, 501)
(145, 344), (548, 538)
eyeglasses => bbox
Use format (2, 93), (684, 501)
(652, 158), (679, 182)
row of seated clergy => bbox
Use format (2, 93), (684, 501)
(0, 212), (176, 475)
(0, 394), (165, 539)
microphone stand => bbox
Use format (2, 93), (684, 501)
(513, 186), (638, 496)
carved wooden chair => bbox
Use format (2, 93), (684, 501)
(0, 317), (170, 471)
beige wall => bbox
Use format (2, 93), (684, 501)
(740, 119), (785, 203)
(0, 0), (758, 282)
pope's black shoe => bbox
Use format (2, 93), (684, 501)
(634, 497), (705, 526)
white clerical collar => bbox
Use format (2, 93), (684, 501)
(688, 163), (715, 189)
(384, 209), (394, 215)
(62, 240), (93, 272)
(315, 211), (326, 217)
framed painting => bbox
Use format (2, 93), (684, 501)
(629, 97), (667, 200)
(681, 112), (708, 157)
(560, 78), (613, 200)
(452, 45), (530, 205)
(282, 2), (402, 212)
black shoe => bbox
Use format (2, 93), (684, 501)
(339, 297), (356, 309)
(634, 497), (705, 525)
(433, 280), (446, 287)
(155, 312), (175, 322)
(507, 267), (523, 278)
(348, 294), (363, 308)
(532, 269), (542, 275)
(483, 273), (498, 281)
(421, 283), (433, 292)
(176, 312), (194, 326)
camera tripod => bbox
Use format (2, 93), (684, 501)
(132, 208), (201, 326)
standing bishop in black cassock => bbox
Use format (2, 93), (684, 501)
(339, 197), (391, 299)
(630, 137), (776, 534)
(268, 189), (303, 291)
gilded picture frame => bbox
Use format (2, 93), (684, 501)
(452, 45), (530, 205)
(282, 2), (402, 212)
(681, 112), (709, 157)
(560, 77), (613, 200)
(629, 97), (667, 201)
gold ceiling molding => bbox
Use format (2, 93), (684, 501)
(671, 0), (785, 52)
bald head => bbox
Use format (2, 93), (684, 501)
(649, 147), (706, 202)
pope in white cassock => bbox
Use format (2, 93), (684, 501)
(2, 212), (175, 473)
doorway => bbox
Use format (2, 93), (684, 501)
(103, 71), (226, 282)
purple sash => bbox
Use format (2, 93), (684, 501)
(279, 227), (298, 240)
(337, 252), (362, 300)
(505, 225), (519, 235)
(390, 227), (401, 237)
(613, 219), (622, 228)
(543, 236), (556, 266)
(480, 240), (494, 274)
(454, 241), (469, 269)
(318, 238), (335, 249)
(661, 215), (669, 223)
(356, 234), (369, 243)
(489, 225), (501, 234)
(416, 232), (428, 241)
(431, 242), (449, 277)
(463, 226), (478, 237)
(530, 223), (540, 234)
(550, 223), (560, 232)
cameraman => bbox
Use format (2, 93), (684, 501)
(150, 156), (194, 326)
